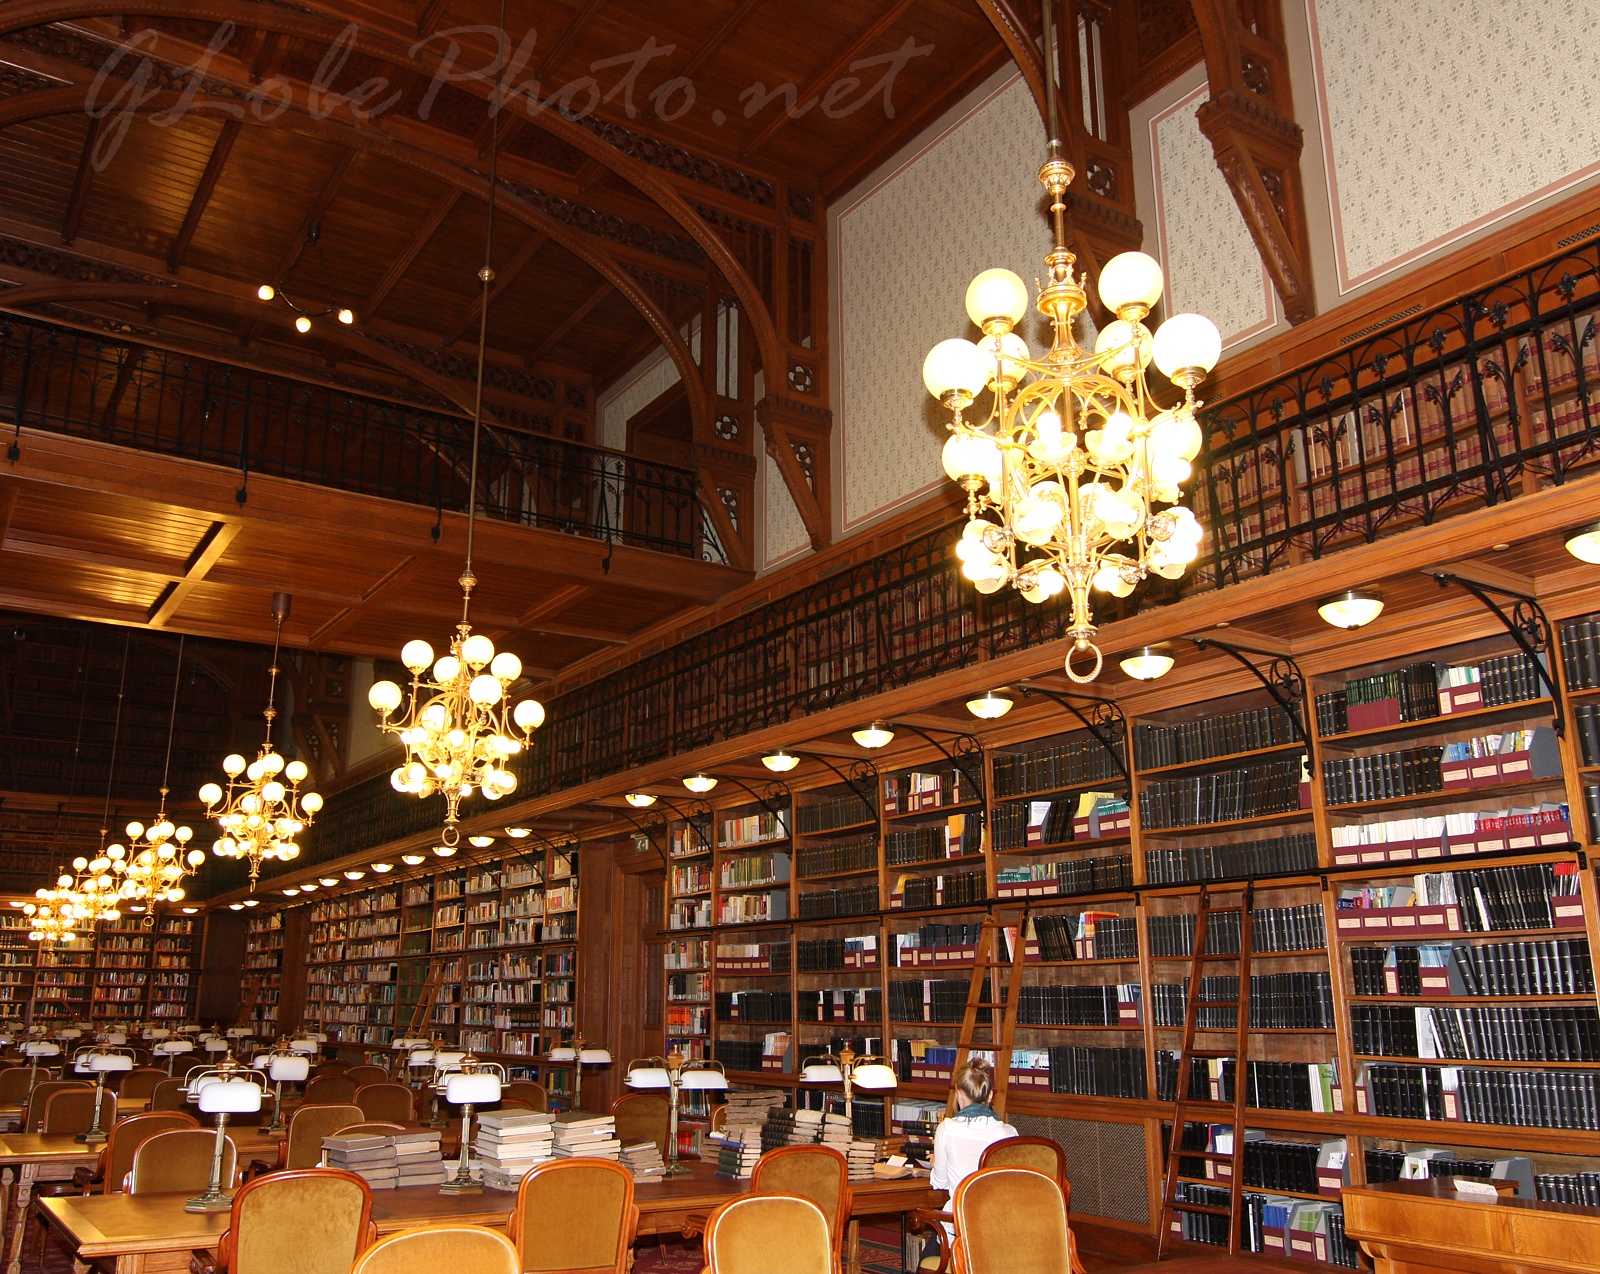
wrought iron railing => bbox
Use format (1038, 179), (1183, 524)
(0, 314), (720, 561)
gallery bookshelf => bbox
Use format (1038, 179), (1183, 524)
(241, 911), (284, 1035)
(646, 615), (1600, 1265)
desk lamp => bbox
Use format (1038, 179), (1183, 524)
(625, 1055), (728, 1178)
(184, 1072), (264, 1212)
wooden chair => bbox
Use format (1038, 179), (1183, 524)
(199, 1168), (375, 1274)
(709, 1104), (729, 1136)
(752, 1145), (852, 1267)
(911, 1135), (1080, 1274)
(18, 1079), (88, 1133)
(312, 1061), (351, 1077)
(609, 1092), (670, 1156)
(351, 1225), (518, 1274)
(704, 1194), (833, 1274)
(116, 1067), (168, 1106)
(0, 1066), (33, 1110)
(149, 1076), (191, 1111)
(951, 1165), (1078, 1274)
(40, 1086), (115, 1135)
(354, 1083), (415, 1124)
(334, 1122), (405, 1138)
(501, 1081), (547, 1113)
(508, 1159), (637, 1274)
(304, 1074), (360, 1105)
(129, 1128), (239, 1194)
(84, 1110), (200, 1192)
(344, 1065), (389, 1087)
(255, 1102), (365, 1175)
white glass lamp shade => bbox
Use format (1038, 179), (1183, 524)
(145, 1029), (171, 1041)
(251, 1056), (270, 1072)
(88, 1053), (134, 1073)
(941, 432), (1003, 487)
(367, 680), (403, 714)
(512, 700), (545, 731)
(157, 1040), (194, 1056)
(433, 1050), (467, 1067)
(392, 1037), (429, 1051)
(103, 1032), (128, 1046)
(682, 774), (717, 794)
(58, 1028), (82, 1040)
(761, 751), (799, 774)
(800, 1062), (844, 1084)
(680, 1068), (728, 1091)
(407, 1051), (435, 1069)
(268, 1055), (310, 1083)
(966, 689), (1014, 720)
(444, 1072), (501, 1104)
(624, 793), (657, 807)
(965, 268), (1030, 330)
(851, 1063), (897, 1090)
(199, 1079), (262, 1115)
(204, 1038), (229, 1054)
(922, 338), (990, 402)
(1152, 313), (1222, 381)
(177, 1024), (201, 1035)
(400, 640), (434, 673)
(1095, 319), (1152, 379)
(578, 1049), (612, 1065)
(1318, 590), (1384, 630)
(1566, 521), (1600, 563)
(288, 1040), (318, 1055)
(73, 1055), (94, 1073)
(1097, 251), (1164, 315)
(25, 1042), (60, 1057)
(546, 1047), (577, 1063)
(226, 1027), (252, 1039)
(853, 722), (894, 749)
(1120, 647), (1176, 681)
(625, 1066), (671, 1089)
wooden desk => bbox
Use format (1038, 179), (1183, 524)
(1343, 1179), (1600, 1274)
(38, 1161), (942, 1274)
(0, 1135), (103, 1274)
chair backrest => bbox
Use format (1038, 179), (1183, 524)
(100, 1111), (200, 1193)
(334, 1122), (405, 1138)
(149, 1077), (191, 1112)
(129, 1128), (238, 1195)
(21, 1079), (88, 1132)
(750, 1145), (852, 1249)
(352, 1225), (518, 1274)
(609, 1092), (670, 1156)
(980, 1137), (1070, 1204)
(345, 1065), (389, 1086)
(117, 1067), (168, 1104)
(501, 1081), (547, 1113)
(41, 1086), (116, 1135)
(509, 1159), (637, 1274)
(0, 1067), (32, 1106)
(283, 1103), (365, 1169)
(219, 1168), (374, 1274)
(704, 1194), (833, 1274)
(709, 1104), (728, 1135)
(303, 1075), (359, 1105)
(952, 1166), (1072, 1274)
(354, 1083), (414, 1124)
(312, 1061), (349, 1077)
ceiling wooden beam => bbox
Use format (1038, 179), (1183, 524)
(441, 230), (547, 348)
(167, 120), (242, 274)
(362, 187), (461, 319)
(525, 281), (611, 365)
(0, 482), (16, 549)
(487, 583), (590, 643)
(415, 0), (450, 37)
(309, 554), (421, 647)
(240, 149), (359, 347)
(60, 115), (102, 247)
(145, 520), (241, 626)
(1426, 556), (1537, 597)
(740, 0), (919, 158)
(676, 0), (764, 81)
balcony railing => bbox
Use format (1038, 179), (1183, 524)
(0, 314), (721, 562)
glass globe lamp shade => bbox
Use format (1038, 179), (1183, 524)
(368, 681), (403, 713)
(1095, 320), (1153, 380)
(922, 338), (990, 403)
(460, 634), (495, 668)
(853, 722), (894, 749)
(964, 268), (1029, 330)
(489, 651), (522, 681)
(513, 700), (546, 731)
(401, 641), (434, 673)
(966, 689), (1014, 720)
(1120, 647), (1175, 681)
(977, 332), (1030, 388)
(1152, 313), (1223, 382)
(1097, 251), (1164, 315)
(1565, 521), (1600, 563)
(1317, 590), (1384, 629)
(941, 432), (1003, 487)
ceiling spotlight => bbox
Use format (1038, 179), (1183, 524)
(181, 907), (198, 914)
(1317, 589), (1384, 629)
(370, 863), (394, 874)
(402, 854), (426, 866)
(228, 903), (243, 911)
(761, 750), (800, 773)
(682, 774), (717, 794)
(625, 793), (658, 808)
(1566, 522), (1600, 564)
(282, 888), (299, 896)
(1119, 647), (1175, 681)
(853, 721), (895, 749)
(343, 870), (365, 881)
(294, 315), (312, 334)
(299, 882), (317, 891)
(504, 827), (532, 838)
(468, 835), (495, 848)
(337, 308), (355, 325)
(966, 690), (1014, 720)
(318, 877), (338, 887)
(242, 899), (258, 907)
(433, 845), (457, 858)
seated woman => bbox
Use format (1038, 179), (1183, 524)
(927, 1060), (1019, 1251)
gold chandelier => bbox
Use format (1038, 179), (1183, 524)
(366, 75), (544, 851)
(925, 32), (1220, 683)
(200, 595), (322, 888)
(23, 870), (89, 942)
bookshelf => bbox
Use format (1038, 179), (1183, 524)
(240, 911), (284, 1034)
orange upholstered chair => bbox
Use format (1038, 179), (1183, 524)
(951, 1165), (1077, 1274)
(334, 1122), (405, 1139)
(750, 1145), (852, 1267)
(304, 1075), (360, 1105)
(209, 1168), (375, 1274)
(18, 1080), (88, 1133)
(149, 1077), (190, 1111)
(40, 1086), (115, 1135)
(912, 1136), (1081, 1274)
(508, 1158), (637, 1274)
(345, 1065), (389, 1087)
(128, 1128), (239, 1194)
(609, 1092), (670, 1156)
(351, 1225), (519, 1274)
(116, 1067), (168, 1106)
(501, 1081), (547, 1113)
(90, 1110), (200, 1192)
(704, 1194), (833, 1274)
(354, 1083), (415, 1124)
(262, 1102), (366, 1173)
(0, 1067), (34, 1109)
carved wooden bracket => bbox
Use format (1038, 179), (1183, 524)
(757, 394), (832, 552)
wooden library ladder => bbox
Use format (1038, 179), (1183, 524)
(235, 977), (259, 1029)
(948, 908), (1029, 1119)
(1157, 881), (1256, 1258)
(406, 956), (450, 1038)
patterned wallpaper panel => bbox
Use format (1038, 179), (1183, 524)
(1151, 84), (1277, 345)
(761, 427), (811, 568)
(1307, 0), (1600, 290)
(834, 73), (1053, 531)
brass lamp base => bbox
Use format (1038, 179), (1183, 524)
(184, 1190), (232, 1213)
(438, 1175), (482, 1195)
(662, 1162), (693, 1179)
(73, 1130), (107, 1144)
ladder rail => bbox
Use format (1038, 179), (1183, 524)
(946, 908), (1028, 1119)
(407, 956), (448, 1037)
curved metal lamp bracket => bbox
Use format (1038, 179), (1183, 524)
(608, 806), (670, 867)
(792, 754), (880, 818)
(1430, 572), (1563, 737)
(718, 775), (792, 824)
(889, 722), (986, 798)
(1017, 686), (1129, 780)
(1190, 637), (1308, 744)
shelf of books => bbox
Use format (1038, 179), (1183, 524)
(648, 618), (1600, 1265)
(294, 837), (580, 1096)
(241, 911), (284, 1034)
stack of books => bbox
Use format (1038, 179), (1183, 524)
(789, 1107), (822, 1143)
(551, 1111), (621, 1159)
(620, 1140), (666, 1182)
(476, 1110), (556, 1190)
(393, 1129), (448, 1187)
(322, 1133), (399, 1189)
(720, 1089), (787, 1136)
(819, 1111), (852, 1150)
(715, 1128), (762, 1178)
(846, 1139), (880, 1181)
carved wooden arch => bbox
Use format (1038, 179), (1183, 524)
(0, 83), (749, 565)
(0, 0), (785, 394)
